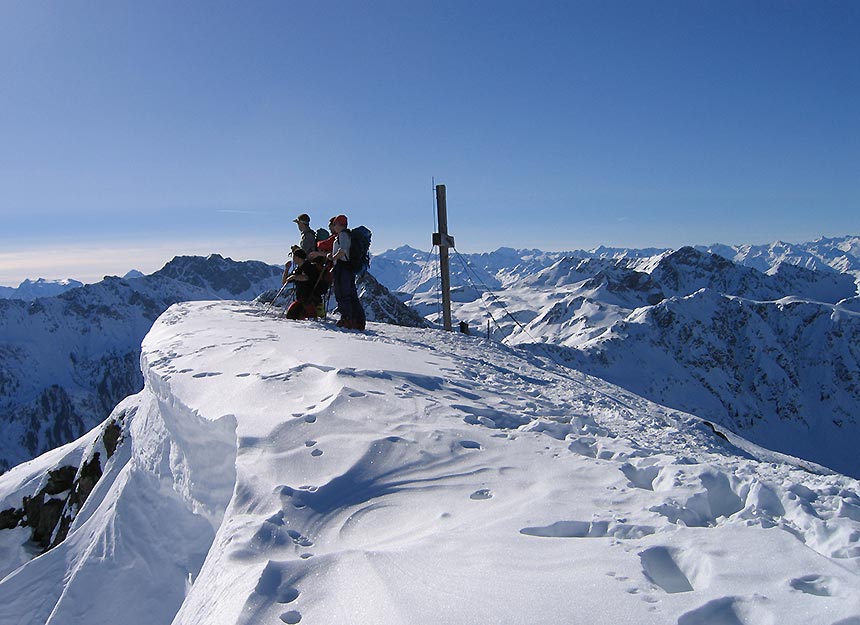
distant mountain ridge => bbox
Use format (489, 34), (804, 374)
(702, 236), (860, 280)
(0, 278), (84, 301)
(373, 235), (860, 295)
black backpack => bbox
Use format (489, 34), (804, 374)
(347, 226), (372, 275)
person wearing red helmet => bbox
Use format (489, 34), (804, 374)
(327, 214), (366, 330)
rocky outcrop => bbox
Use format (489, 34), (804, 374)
(0, 414), (126, 552)
(357, 273), (429, 328)
(151, 254), (283, 299)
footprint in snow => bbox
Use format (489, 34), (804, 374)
(620, 462), (660, 491)
(192, 371), (222, 378)
(789, 574), (835, 597)
(280, 610), (302, 624)
(250, 562), (301, 617)
(470, 489), (493, 500)
(677, 596), (772, 625)
(311, 449), (323, 457)
(520, 520), (655, 540)
(277, 587), (300, 604)
(639, 546), (694, 594)
(287, 529), (314, 547)
(459, 440), (482, 450)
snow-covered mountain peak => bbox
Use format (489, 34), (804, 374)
(1, 301), (859, 624)
(151, 254), (281, 299)
(0, 277), (84, 300)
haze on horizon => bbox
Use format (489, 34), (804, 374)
(1, 1), (858, 286)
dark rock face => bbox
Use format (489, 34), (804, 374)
(44, 466), (76, 495)
(0, 507), (24, 530)
(152, 254), (283, 298)
(357, 273), (429, 328)
(0, 412), (128, 553)
(103, 420), (122, 457)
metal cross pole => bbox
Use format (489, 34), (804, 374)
(433, 184), (455, 331)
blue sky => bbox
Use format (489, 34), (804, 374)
(1, 1), (858, 284)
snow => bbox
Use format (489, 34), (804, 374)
(2, 301), (860, 624)
(0, 278), (84, 301)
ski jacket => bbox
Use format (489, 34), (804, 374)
(299, 228), (317, 256)
(317, 234), (336, 254)
(332, 230), (351, 266)
(291, 262), (321, 304)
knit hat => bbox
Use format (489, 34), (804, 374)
(332, 214), (348, 227)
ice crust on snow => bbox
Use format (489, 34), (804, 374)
(1, 301), (860, 624)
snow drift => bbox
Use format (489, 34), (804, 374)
(2, 302), (860, 624)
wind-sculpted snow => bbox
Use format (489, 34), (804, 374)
(2, 301), (860, 624)
(0, 257), (281, 473)
(0, 254), (418, 473)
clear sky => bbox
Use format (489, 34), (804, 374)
(1, 1), (858, 285)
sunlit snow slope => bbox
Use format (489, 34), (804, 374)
(2, 302), (860, 625)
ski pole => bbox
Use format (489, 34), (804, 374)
(265, 280), (291, 314)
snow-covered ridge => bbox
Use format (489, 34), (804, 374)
(1, 302), (860, 624)
(0, 278), (84, 301)
(374, 234), (860, 295)
(0, 255), (419, 473)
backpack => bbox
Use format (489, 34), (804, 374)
(347, 226), (372, 275)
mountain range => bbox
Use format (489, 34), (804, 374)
(1, 235), (859, 479)
(376, 238), (860, 478)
